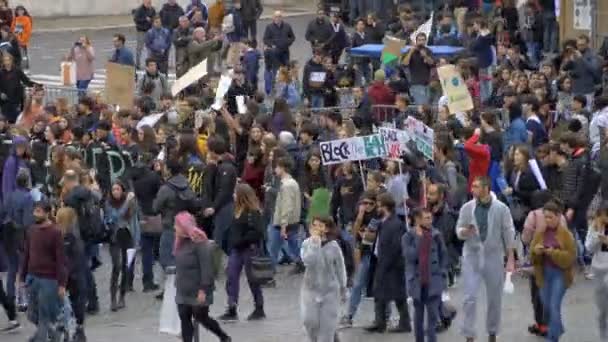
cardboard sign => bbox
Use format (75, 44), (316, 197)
(105, 62), (136, 110)
(404, 117), (434, 160)
(171, 58), (208, 96)
(437, 64), (474, 114)
(61, 62), (76, 86)
(319, 134), (387, 165)
(379, 127), (412, 160)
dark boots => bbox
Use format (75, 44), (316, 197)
(218, 306), (238, 321)
(247, 305), (266, 321)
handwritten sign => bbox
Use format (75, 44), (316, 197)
(404, 117), (434, 160)
(379, 127), (412, 160)
(320, 134), (387, 165)
(437, 64), (474, 114)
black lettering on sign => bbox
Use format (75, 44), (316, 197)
(320, 141), (351, 164)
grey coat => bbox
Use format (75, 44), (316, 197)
(402, 228), (448, 301)
(174, 239), (215, 306)
(153, 174), (190, 231)
(373, 214), (407, 301)
(300, 238), (347, 302)
(455, 194), (516, 259)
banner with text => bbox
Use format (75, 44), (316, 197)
(404, 117), (434, 160)
(320, 134), (387, 165)
(379, 127), (412, 160)
(437, 64), (474, 114)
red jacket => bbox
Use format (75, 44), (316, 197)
(241, 161), (265, 202)
(464, 133), (490, 191)
(367, 81), (395, 123)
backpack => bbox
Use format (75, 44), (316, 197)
(169, 183), (200, 214)
(79, 197), (110, 243)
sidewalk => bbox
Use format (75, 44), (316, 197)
(34, 3), (318, 33)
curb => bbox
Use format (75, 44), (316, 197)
(34, 10), (316, 33)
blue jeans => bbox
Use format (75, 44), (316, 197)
(348, 252), (371, 318)
(76, 79), (91, 97)
(414, 286), (440, 342)
(310, 94), (325, 109)
(479, 68), (493, 105)
(26, 275), (61, 342)
(542, 12), (558, 53)
(540, 265), (567, 341)
(159, 229), (176, 269)
(410, 85), (430, 105)
(83, 243), (98, 308)
(355, 62), (371, 86)
(140, 234), (157, 285)
(526, 42), (540, 68)
(5, 245), (19, 302)
(213, 203), (235, 254)
(268, 225), (301, 268)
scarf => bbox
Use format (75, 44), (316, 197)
(174, 211), (208, 253)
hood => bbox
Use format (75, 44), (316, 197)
(168, 174), (189, 190)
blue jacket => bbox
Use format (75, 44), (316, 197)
(503, 117), (528, 152)
(110, 47), (135, 66)
(186, 0), (208, 21)
(526, 115), (548, 148)
(402, 228), (448, 300)
(226, 9), (244, 43)
(242, 49), (260, 85)
(471, 33), (494, 69)
(145, 27), (172, 55)
(1, 136), (30, 202)
(3, 186), (34, 230)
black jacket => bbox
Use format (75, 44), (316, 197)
(373, 214), (407, 300)
(302, 59), (327, 97)
(0, 67), (35, 107)
(203, 155), (237, 212)
(225, 82), (253, 115)
(327, 22), (349, 53)
(365, 22), (385, 44)
(160, 3), (185, 30)
(563, 149), (588, 212)
(228, 209), (263, 251)
(351, 31), (369, 64)
(129, 165), (163, 216)
(330, 175), (364, 224)
(133, 5), (157, 32)
(241, 0), (263, 21)
(305, 18), (333, 47)
(263, 22), (295, 52)
(508, 167), (540, 208)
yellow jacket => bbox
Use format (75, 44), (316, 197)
(208, 1), (225, 30)
(530, 225), (577, 288)
(197, 133), (208, 159)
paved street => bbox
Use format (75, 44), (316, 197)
(0, 246), (603, 342)
(26, 14), (317, 90)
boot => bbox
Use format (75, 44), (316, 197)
(289, 261), (305, 275)
(246, 306), (266, 321)
(110, 295), (118, 312)
(73, 325), (87, 342)
(218, 306), (238, 321)
(117, 293), (126, 310)
(488, 335), (497, 342)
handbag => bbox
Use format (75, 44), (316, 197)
(140, 215), (162, 235)
(510, 197), (528, 225)
(250, 253), (274, 284)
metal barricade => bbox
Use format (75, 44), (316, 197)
(41, 85), (81, 106)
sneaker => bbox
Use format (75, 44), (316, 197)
(289, 262), (305, 275)
(218, 306), (238, 322)
(528, 323), (547, 337)
(155, 291), (164, 301)
(17, 304), (28, 312)
(246, 307), (266, 321)
(584, 267), (595, 280)
(1, 320), (20, 333)
(339, 315), (353, 328)
(143, 283), (160, 292)
(86, 302), (99, 315)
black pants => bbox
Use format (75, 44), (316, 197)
(242, 20), (257, 41)
(109, 245), (128, 296)
(374, 298), (410, 328)
(529, 275), (546, 325)
(177, 304), (228, 342)
(0, 278), (16, 321)
(67, 274), (86, 325)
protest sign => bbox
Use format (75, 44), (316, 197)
(105, 62), (136, 110)
(379, 127), (412, 160)
(212, 74), (233, 110)
(437, 64), (474, 114)
(171, 58), (207, 96)
(404, 117), (434, 160)
(137, 112), (165, 129)
(320, 134), (387, 165)
(61, 61), (76, 86)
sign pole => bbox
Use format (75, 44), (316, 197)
(420, 170), (427, 208)
(359, 160), (367, 191)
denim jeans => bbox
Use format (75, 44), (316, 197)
(213, 203), (235, 255)
(141, 234), (157, 285)
(540, 265), (567, 341)
(410, 85), (430, 105)
(355, 62), (371, 86)
(4, 244), (19, 302)
(542, 12), (558, 53)
(479, 68), (493, 105)
(76, 79), (91, 97)
(310, 94), (325, 109)
(26, 275), (61, 342)
(348, 252), (371, 318)
(414, 286), (440, 342)
(525, 42), (540, 68)
(83, 243), (99, 308)
(225, 248), (264, 308)
(159, 229), (176, 269)
(268, 224), (301, 268)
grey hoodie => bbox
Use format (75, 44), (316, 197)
(300, 238), (346, 302)
(153, 174), (190, 231)
(585, 225), (608, 273)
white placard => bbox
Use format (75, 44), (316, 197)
(573, 0), (592, 31)
(236, 95), (247, 114)
(310, 72), (327, 83)
(212, 74), (233, 110)
(171, 58), (208, 96)
(319, 134), (387, 165)
(136, 112), (165, 129)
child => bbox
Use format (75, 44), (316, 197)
(301, 216), (347, 342)
(242, 39), (260, 92)
(11, 5), (32, 70)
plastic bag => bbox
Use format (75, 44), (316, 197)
(159, 274), (181, 336)
(503, 272), (514, 294)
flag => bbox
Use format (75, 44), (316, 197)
(381, 36), (406, 65)
(410, 12), (434, 45)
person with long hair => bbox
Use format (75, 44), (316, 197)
(301, 216), (346, 342)
(530, 201), (577, 342)
(585, 204), (608, 341)
(11, 5), (32, 70)
(219, 183), (265, 321)
(504, 145), (540, 229)
(300, 148), (332, 217)
(0, 53), (37, 123)
(173, 211), (232, 342)
(104, 180), (136, 312)
(137, 124), (159, 156)
(241, 146), (265, 201)
(56, 207), (88, 342)
(270, 98), (295, 136)
(68, 35), (95, 96)
(249, 124), (264, 151)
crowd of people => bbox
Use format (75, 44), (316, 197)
(0, 0), (607, 342)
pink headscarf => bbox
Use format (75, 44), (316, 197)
(174, 211), (208, 253)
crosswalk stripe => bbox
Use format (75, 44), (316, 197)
(28, 71), (177, 90)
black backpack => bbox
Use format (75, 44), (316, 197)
(79, 197), (110, 243)
(169, 183), (200, 214)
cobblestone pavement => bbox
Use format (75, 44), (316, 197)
(0, 248), (602, 341)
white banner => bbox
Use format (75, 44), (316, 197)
(404, 117), (434, 160)
(379, 127), (412, 160)
(320, 134), (387, 165)
(171, 58), (208, 96)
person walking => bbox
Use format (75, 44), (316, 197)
(530, 201), (577, 342)
(68, 36), (95, 97)
(263, 11), (295, 69)
(0, 53), (38, 123)
(586, 204), (608, 341)
(132, 0), (156, 69)
(301, 216), (347, 342)
(365, 192), (411, 333)
(219, 183), (265, 321)
(240, 0), (262, 42)
(104, 181), (137, 312)
(19, 200), (67, 342)
(11, 5), (32, 70)
(174, 211), (232, 342)
(403, 207), (449, 342)
(456, 176), (516, 342)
